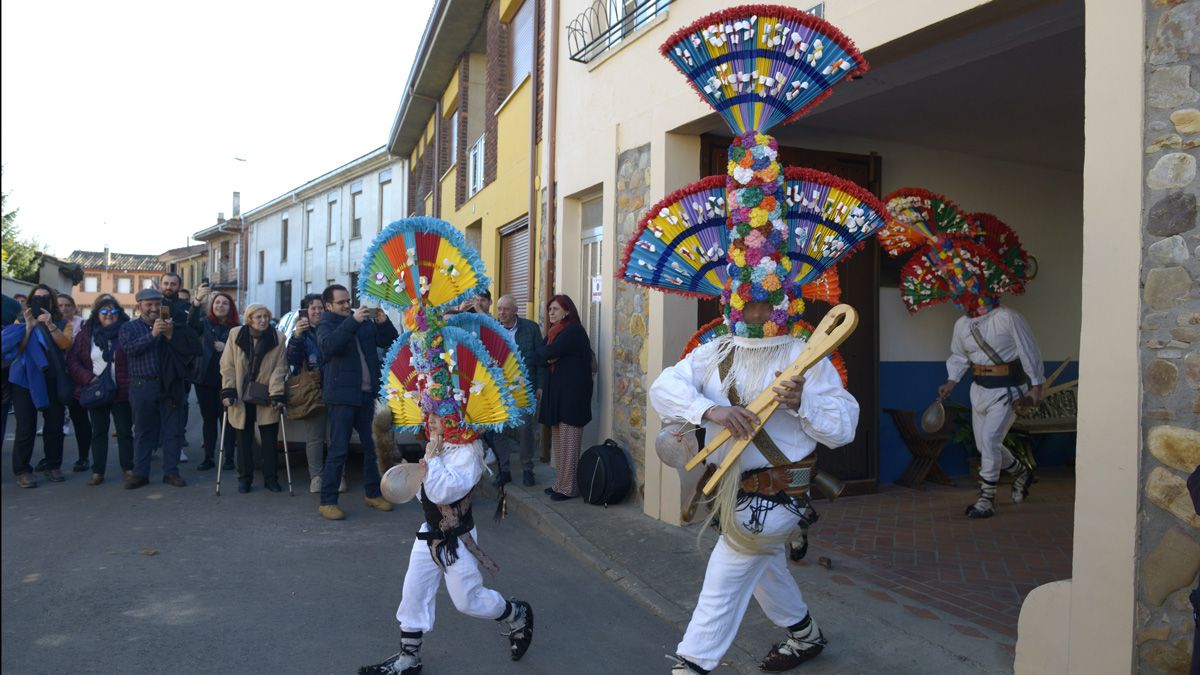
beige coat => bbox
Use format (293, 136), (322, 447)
(219, 326), (288, 430)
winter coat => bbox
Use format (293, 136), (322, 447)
(219, 326), (288, 430)
(66, 323), (131, 403)
(537, 321), (593, 428)
(316, 311), (398, 407)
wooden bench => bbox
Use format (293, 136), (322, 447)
(885, 408), (957, 490)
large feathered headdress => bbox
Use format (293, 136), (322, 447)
(617, 5), (883, 370)
(360, 217), (534, 444)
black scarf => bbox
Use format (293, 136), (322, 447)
(236, 326), (278, 380)
(92, 322), (122, 363)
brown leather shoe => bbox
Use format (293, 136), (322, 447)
(87, 473), (104, 486)
(44, 468), (65, 483)
(364, 496), (393, 512)
(123, 470), (134, 481)
(162, 474), (187, 488)
(124, 475), (149, 490)
(16, 473), (37, 489)
(318, 504), (346, 520)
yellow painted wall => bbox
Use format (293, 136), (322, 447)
(499, 0), (524, 23)
(443, 66), (460, 112)
(440, 77), (539, 313)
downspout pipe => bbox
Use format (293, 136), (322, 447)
(528, 0), (542, 315)
(544, 0), (559, 307)
(410, 88), (442, 219)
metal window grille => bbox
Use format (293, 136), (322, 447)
(567, 0), (671, 64)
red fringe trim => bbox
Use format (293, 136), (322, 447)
(800, 266), (840, 304)
(784, 166), (887, 220)
(659, 5), (869, 126)
(679, 317), (728, 360)
(616, 176), (727, 300)
(882, 187), (966, 217)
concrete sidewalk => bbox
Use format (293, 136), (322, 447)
(480, 464), (1017, 675)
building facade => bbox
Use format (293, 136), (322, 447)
(192, 195), (248, 310)
(542, 0), (1193, 671)
(67, 248), (166, 316)
(242, 148), (405, 318)
(390, 0), (546, 320)
(158, 244), (208, 294)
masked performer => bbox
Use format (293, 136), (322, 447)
(358, 218), (537, 675)
(880, 191), (1043, 518)
(618, 8), (889, 671)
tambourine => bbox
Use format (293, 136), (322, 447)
(380, 463), (423, 504)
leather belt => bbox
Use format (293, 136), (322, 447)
(740, 458), (816, 497)
(972, 362), (1012, 376)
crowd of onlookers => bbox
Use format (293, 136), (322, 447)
(2, 273), (596, 520)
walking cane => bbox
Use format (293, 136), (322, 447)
(279, 406), (294, 496)
(215, 410), (228, 497)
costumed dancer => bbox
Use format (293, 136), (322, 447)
(357, 218), (538, 675)
(619, 7), (885, 671)
(879, 190), (1043, 518)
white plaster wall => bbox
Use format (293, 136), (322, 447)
(246, 158), (406, 310)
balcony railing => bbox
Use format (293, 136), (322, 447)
(566, 0), (672, 64)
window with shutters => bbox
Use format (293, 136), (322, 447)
(509, 0), (534, 92)
(500, 219), (531, 317)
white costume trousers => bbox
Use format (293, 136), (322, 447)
(395, 525), (507, 633)
(677, 503), (809, 671)
(970, 382), (1026, 483)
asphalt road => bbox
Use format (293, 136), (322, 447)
(1, 410), (680, 674)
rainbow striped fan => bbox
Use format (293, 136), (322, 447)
(381, 326), (523, 433)
(898, 236), (1020, 313)
(678, 316), (848, 386)
(445, 312), (536, 419)
(661, 5), (867, 134)
(878, 188), (977, 258)
(359, 217), (489, 313)
(782, 167), (887, 286)
(617, 168), (885, 297)
(968, 212), (1031, 285)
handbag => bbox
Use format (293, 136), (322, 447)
(80, 365), (118, 409)
(285, 368), (324, 420)
(243, 379), (271, 406)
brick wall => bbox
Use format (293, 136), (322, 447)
(456, 54), (471, 210)
(484, 1), (508, 188)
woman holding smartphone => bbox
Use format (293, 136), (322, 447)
(9, 284), (73, 488)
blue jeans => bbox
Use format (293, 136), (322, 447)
(130, 378), (184, 478)
(321, 391), (381, 505)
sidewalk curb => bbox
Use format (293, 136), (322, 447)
(480, 479), (762, 674)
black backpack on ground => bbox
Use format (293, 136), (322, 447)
(577, 439), (632, 506)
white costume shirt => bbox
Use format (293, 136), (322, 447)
(421, 440), (486, 506)
(945, 306), (1045, 386)
(649, 335), (859, 471)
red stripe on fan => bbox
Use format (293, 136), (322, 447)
(478, 326), (512, 364)
(415, 231), (440, 288)
(454, 344), (479, 399)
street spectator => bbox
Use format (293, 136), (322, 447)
(66, 295), (132, 485)
(536, 294), (593, 501)
(120, 286), (200, 490)
(194, 291), (239, 471)
(1, 292), (22, 446)
(314, 284), (398, 520)
(491, 295), (545, 487)
(159, 272), (196, 459)
(220, 303), (288, 493)
(56, 293), (93, 473)
(7, 284), (73, 487)
(287, 293), (343, 494)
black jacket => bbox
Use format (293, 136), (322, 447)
(316, 311), (399, 407)
(536, 322), (593, 427)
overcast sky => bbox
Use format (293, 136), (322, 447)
(1, 0), (434, 258)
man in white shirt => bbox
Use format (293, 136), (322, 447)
(937, 300), (1044, 518)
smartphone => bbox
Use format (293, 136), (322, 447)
(160, 307), (172, 321)
(201, 277), (210, 286)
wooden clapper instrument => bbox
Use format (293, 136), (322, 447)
(684, 304), (860, 496)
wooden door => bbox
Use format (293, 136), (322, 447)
(700, 135), (882, 494)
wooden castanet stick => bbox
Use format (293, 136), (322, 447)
(686, 305), (860, 496)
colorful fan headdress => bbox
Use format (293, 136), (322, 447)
(878, 189), (1031, 316)
(618, 5), (882, 353)
(360, 217), (534, 444)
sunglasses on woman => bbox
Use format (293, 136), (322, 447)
(98, 308), (120, 316)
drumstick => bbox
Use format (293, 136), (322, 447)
(691, 304), (859, 496)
